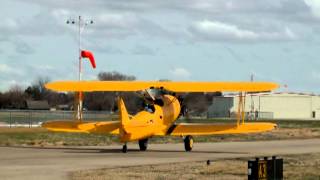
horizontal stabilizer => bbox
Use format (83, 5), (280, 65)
(168, 122), (276, 136)
(42, 120), (120, 134)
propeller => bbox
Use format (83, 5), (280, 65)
(136, 88), (188, 117)
(177, 94), (189, 118)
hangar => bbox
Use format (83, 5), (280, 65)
(207, 92), (320, 120)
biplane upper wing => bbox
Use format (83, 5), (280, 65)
(166, 122), (277, 136)
(45, 81), (279, 92)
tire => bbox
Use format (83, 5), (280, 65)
(138, 138), (148, 151)
(122, 144), (127, 153)
(184, 135), (193, 152)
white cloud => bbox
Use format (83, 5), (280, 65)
(0, 0), (319, 93)
(31, 64), (54, 71)
(189, 20), (298, 42)
(0, 79), (30, 92)
(5, 1), (307, 43)
(51, 9), (71, 19)
(191, 20), (259, 40)
(131, 45), (155, 55)
(0, 63), (28, 76)
(97, 13), (138, 29)
(0, 64), (14, 73)
(2, 18), (19, 30)
(304, 0), (320, 18)
(311, 71), (320, 80)
(170, 67), (191, 79)
(284, 27), (296, 39)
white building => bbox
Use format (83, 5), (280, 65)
(207, 92), (320, 120)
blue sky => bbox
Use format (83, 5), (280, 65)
(1, 0), (320, 93)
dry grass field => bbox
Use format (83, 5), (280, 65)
(0, 119), (320, 146)
(71, 153), (320, 180)
(1, 120), (320, 179)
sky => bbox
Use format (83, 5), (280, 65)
(1, 0), (320, 93)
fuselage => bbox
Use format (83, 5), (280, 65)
(120, 95), (181, 142)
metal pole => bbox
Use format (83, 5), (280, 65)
(78, 15), (83, 122)
(78, 15), (82, 82)
(66, 16), (93, 122)
(250, 74), (254, 120)
(237, 93), (241, 126)
(28, 112), (31, 128)
(30, 112), (32, 128)
(9, 112), (12, 128)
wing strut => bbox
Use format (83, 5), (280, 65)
(237, 92), (246, 126)
(74, 92), (83, 122)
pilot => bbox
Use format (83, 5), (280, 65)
(144, 104), (155, 113)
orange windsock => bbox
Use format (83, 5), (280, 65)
(81, 50), (96, 68)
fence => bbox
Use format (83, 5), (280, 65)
(0, 110), (117, 128)
(207, 111), (274, 120)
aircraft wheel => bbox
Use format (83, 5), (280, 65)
(138, 138), (148, 151)
(184, 135), (193, 152)
(122, 144), (127, 153)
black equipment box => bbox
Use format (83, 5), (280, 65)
(248, 156), (283, 180)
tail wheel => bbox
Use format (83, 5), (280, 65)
(184, 135), (193, 152)
(138, 138), (148, 151)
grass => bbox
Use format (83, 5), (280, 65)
(1, 125), (320, 147)
(0, 120), (319, 179)
(0, 110), (117, 124)
(71, 153), (320, 180)
(0, 127), (119, 146)
(0, 119), (320, 147)
(177, 118), (320, 128)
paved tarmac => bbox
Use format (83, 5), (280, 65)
(0, 139), (320, 180)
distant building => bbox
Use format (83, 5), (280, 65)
(207, 92), (320, 120)
(56, 104), (71, 111)
(25, 100), (50, 110)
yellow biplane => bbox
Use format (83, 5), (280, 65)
(43, 81), (278, 153)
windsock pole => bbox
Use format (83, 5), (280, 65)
(67, 16), (94, 122)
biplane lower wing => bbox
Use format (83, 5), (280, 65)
(167, 122), (277, 136)
(42, 121), (120, 134)
(42, 121), (276, 136)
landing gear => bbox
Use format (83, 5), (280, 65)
(184, 135), (193, 152)
(122, 143), (127, 153)
(138, 138), (148, 151)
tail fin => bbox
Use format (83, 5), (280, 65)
(118, 97), (130, 129)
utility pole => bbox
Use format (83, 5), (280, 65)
(250, 74), (254, 120)
(66, 16), (94, 121)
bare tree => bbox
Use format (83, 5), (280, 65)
(1, 85), (27, 109)
(182, 92), (222, 117)
(84, 71), (141, 113)
(25, 77), (50, 100)
(98, 71), (136, 81)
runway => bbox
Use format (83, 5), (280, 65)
(1, 139), (320, 180)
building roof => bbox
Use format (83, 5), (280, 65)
(26, 100), (50, 110)
(223, 92), (320, 97)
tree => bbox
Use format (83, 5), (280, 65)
(83, 71), (141, 113)
(2, 85), (27, 109)
(25, 77), (50, 100)
(182, 92), (222, 117)
(98, 71), (136, 81)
